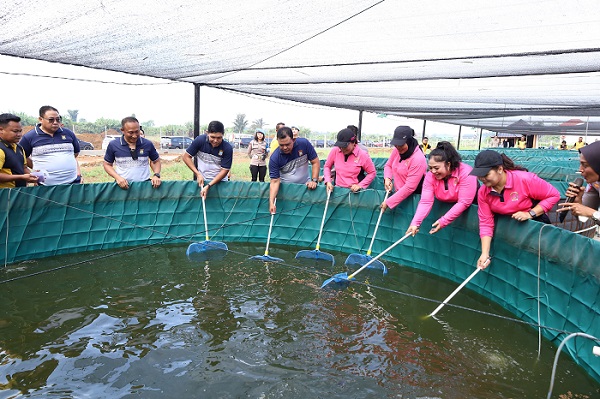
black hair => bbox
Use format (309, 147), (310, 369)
(346, 125), (358, 135)
(39, 105), (59, 117)
(254, 131), (265, 141)
(276, 126), (293, 140)
(207, 120), (225, 134)
(121, 116), (139, 127)
(428, 141), (461, 171)
(0, 113), (21, 127)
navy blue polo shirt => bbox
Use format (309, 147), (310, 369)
(268, 138), (318, 183)
(19, 124), (80, 185)
(186, 134), (233, 181)
(104, 136), (159, 182)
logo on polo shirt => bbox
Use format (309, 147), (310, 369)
(298, 150), (304, 156)
(61, 135), (66, 140)
(218, 150), (223, 156)
(140, 149), (145, 155)
(510, 191), (519, 201)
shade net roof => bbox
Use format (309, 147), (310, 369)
(2, 0), (600, 134)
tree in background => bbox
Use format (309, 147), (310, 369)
(67, 109), (79, 122)
(250, 118), (266, 131)
(233, 113), (248, 134)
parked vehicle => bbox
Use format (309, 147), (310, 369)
(162, 136), (192, 149)
(77, 138), (94, 150)
(102, 135), (120, 150)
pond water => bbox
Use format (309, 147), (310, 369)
(0, 243), (598, 398)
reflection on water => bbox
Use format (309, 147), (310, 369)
(0, 243), (598, 398)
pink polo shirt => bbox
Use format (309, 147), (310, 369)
(410, 162), (478, 228)
(323, 145), (376, 189)
(384, 146), (427, 209)
(477, 169), (560, 237)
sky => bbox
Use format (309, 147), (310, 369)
(0, 55), (460, 138)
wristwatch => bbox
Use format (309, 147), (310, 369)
(528, 209), (536, 218)
(153, 173), (161, 178)
(592, 211), (600, 225)
(311, 178), (318, 183)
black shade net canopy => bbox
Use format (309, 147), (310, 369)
(1, 0), (599, 135)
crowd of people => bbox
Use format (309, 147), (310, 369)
(1, 106), (599, 271)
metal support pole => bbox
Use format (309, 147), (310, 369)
(193, 84), (201, 180)
(457, 125), (462, 150)
(422, 120), (427, 140)
(358, 110), (363, 142)
(478, 128), (483, 150)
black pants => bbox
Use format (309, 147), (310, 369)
(250, 165), (266, 182)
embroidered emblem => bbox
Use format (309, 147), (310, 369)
(298, 150), (304, 156)
(218, 150), (223, 156)
(510, 191), (519, 201)
(140, 149), (145, 154)
(62, 135), (66, 140)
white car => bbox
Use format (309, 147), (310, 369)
(102, 135), (120, 150)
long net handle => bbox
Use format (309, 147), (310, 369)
(366, 190), (390, 256)
(429, 267), (481, 317)
(314, 189), (331, 251)
(264, 199), (276, 256)
(348, 232), (411, 280)
(202, 195), (209, 241)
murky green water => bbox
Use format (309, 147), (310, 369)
(0, 243), (598, 398)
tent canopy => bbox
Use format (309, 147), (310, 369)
(1, 0), (600, 133)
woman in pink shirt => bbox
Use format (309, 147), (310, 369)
(324, 128), (376, 192)
(470, 150), (560, 270)
(406, 141), (478, 236)
(381, 126), (427, 211)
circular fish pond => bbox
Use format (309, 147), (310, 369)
(0, 243), (598, 398)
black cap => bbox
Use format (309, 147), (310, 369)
(469, 150), (503, 176)
(334, 128), (357, 148)
(390, 126), (413, 146)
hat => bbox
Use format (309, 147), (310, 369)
(390, 126), (414, 146)
(469, 150), (503, 176)
(255, 128), (265, 134)
(580, 141), (600, 175)
(334, 128), (357, 148)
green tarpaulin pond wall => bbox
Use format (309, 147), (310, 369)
(1, 180), (599, 383)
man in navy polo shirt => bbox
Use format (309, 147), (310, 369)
(268, 126), (320, 214)
(19, 105), (82, 185)
(183, 120), (233, 199)
(103, 116), (161, 190)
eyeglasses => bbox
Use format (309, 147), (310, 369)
(43, 117), (62, 123)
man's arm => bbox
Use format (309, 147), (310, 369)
(150, 158), (161, 188)
(269, 178), (281, 214)
(200, 167), (229, 198)
(306, 156), (320, 190)
(183, 152), (204, 187)
(103, 161), (129, 190)
(0, 172), (38, 185)
(74, 153), (83, 183)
